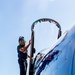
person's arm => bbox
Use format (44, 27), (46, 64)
(20, 40), (31, 53)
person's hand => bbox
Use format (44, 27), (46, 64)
(31, 57), (35, 60)
(29, 40), (32, 44)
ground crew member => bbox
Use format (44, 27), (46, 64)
(17, 36), (32, 75)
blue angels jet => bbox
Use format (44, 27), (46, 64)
(29, 18), (75, 75)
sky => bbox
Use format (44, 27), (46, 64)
(0, 0), (75, 75)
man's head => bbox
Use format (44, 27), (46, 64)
(18, 36), (26, 46)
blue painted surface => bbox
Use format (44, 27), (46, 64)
(34, 25), (75, 75)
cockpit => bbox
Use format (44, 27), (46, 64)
(33, 30), (68, 74)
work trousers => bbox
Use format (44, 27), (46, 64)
(18, 59), (27, 75)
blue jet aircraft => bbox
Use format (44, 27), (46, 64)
(29, 18), (75, 75)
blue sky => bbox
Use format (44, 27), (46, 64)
(0, 0), (75, 75)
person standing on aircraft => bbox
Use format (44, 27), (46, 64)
(17, 36), (32, 75)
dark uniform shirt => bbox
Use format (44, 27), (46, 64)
(17, 45), (27, 61)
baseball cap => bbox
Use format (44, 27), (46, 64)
(18, 36), (24, 42)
